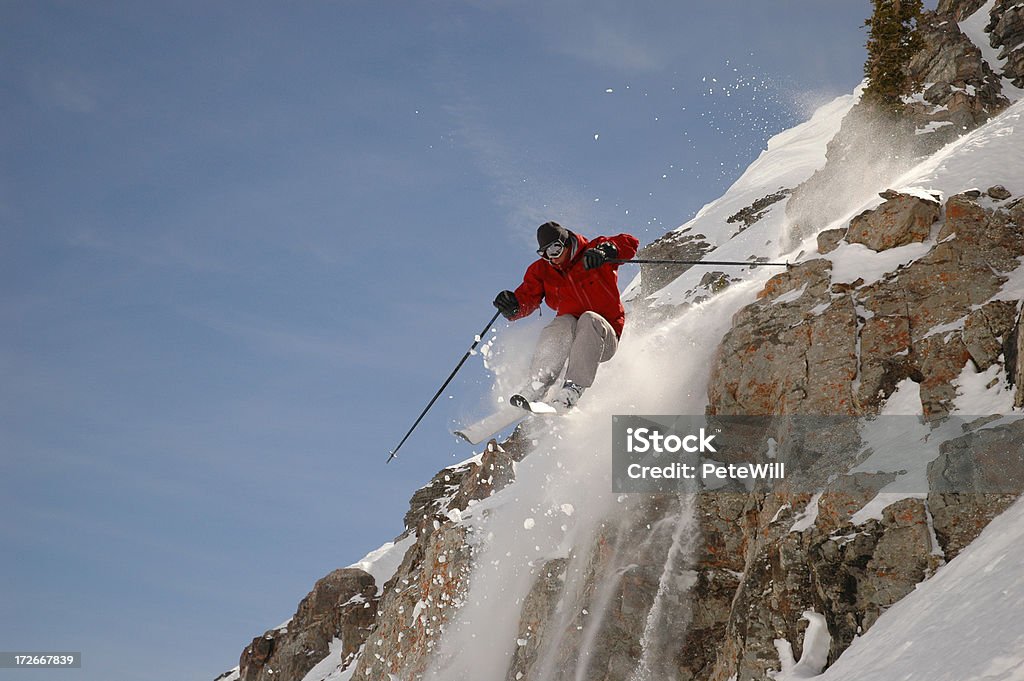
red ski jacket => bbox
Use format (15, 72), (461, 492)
(511, 233), (640, 337)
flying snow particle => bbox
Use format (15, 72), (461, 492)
(523, 518), (535, 530)
(561, 504), (575, 516)
(605, 88), (614, 93)
(594, 133), (600, 141)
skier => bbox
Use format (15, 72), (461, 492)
(493, 221), (640, 410)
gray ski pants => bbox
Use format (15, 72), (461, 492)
(527, 311), (619, 389)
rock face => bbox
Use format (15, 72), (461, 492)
(927, 418), (1024, 558)
(712, 190), (1024, 418)
(698, 495), (942, 681)
(708, 258), (859, 417)
(692, 188), (1024, 680)
(239, 568), (377, 681)
(937, 0), (988, 21)
(846, 190), (940, 250)
(906, 8), (1008, 151)
(988, 0), (1024, 87)
(351, 521), (473, 679)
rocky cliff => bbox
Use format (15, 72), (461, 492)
(216, 3), (1024, 680)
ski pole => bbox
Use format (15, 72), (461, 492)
(612, 258), (792, 268)
(388, 309), (503, 463)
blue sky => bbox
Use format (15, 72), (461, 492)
(2, 2), (872, 679)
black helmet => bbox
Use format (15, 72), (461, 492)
(537, 221), (570, 249)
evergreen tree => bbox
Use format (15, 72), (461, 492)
(863, 0), (925, 114)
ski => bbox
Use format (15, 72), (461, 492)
(510, 394), (558, 414)
(454, 406), (526, 445)
(454, 392), (562, 445)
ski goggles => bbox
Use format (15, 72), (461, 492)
(537, 239), (566, 260)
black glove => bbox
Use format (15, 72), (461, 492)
(493, 290), (519, 320)
(583, 242), (618, 270)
